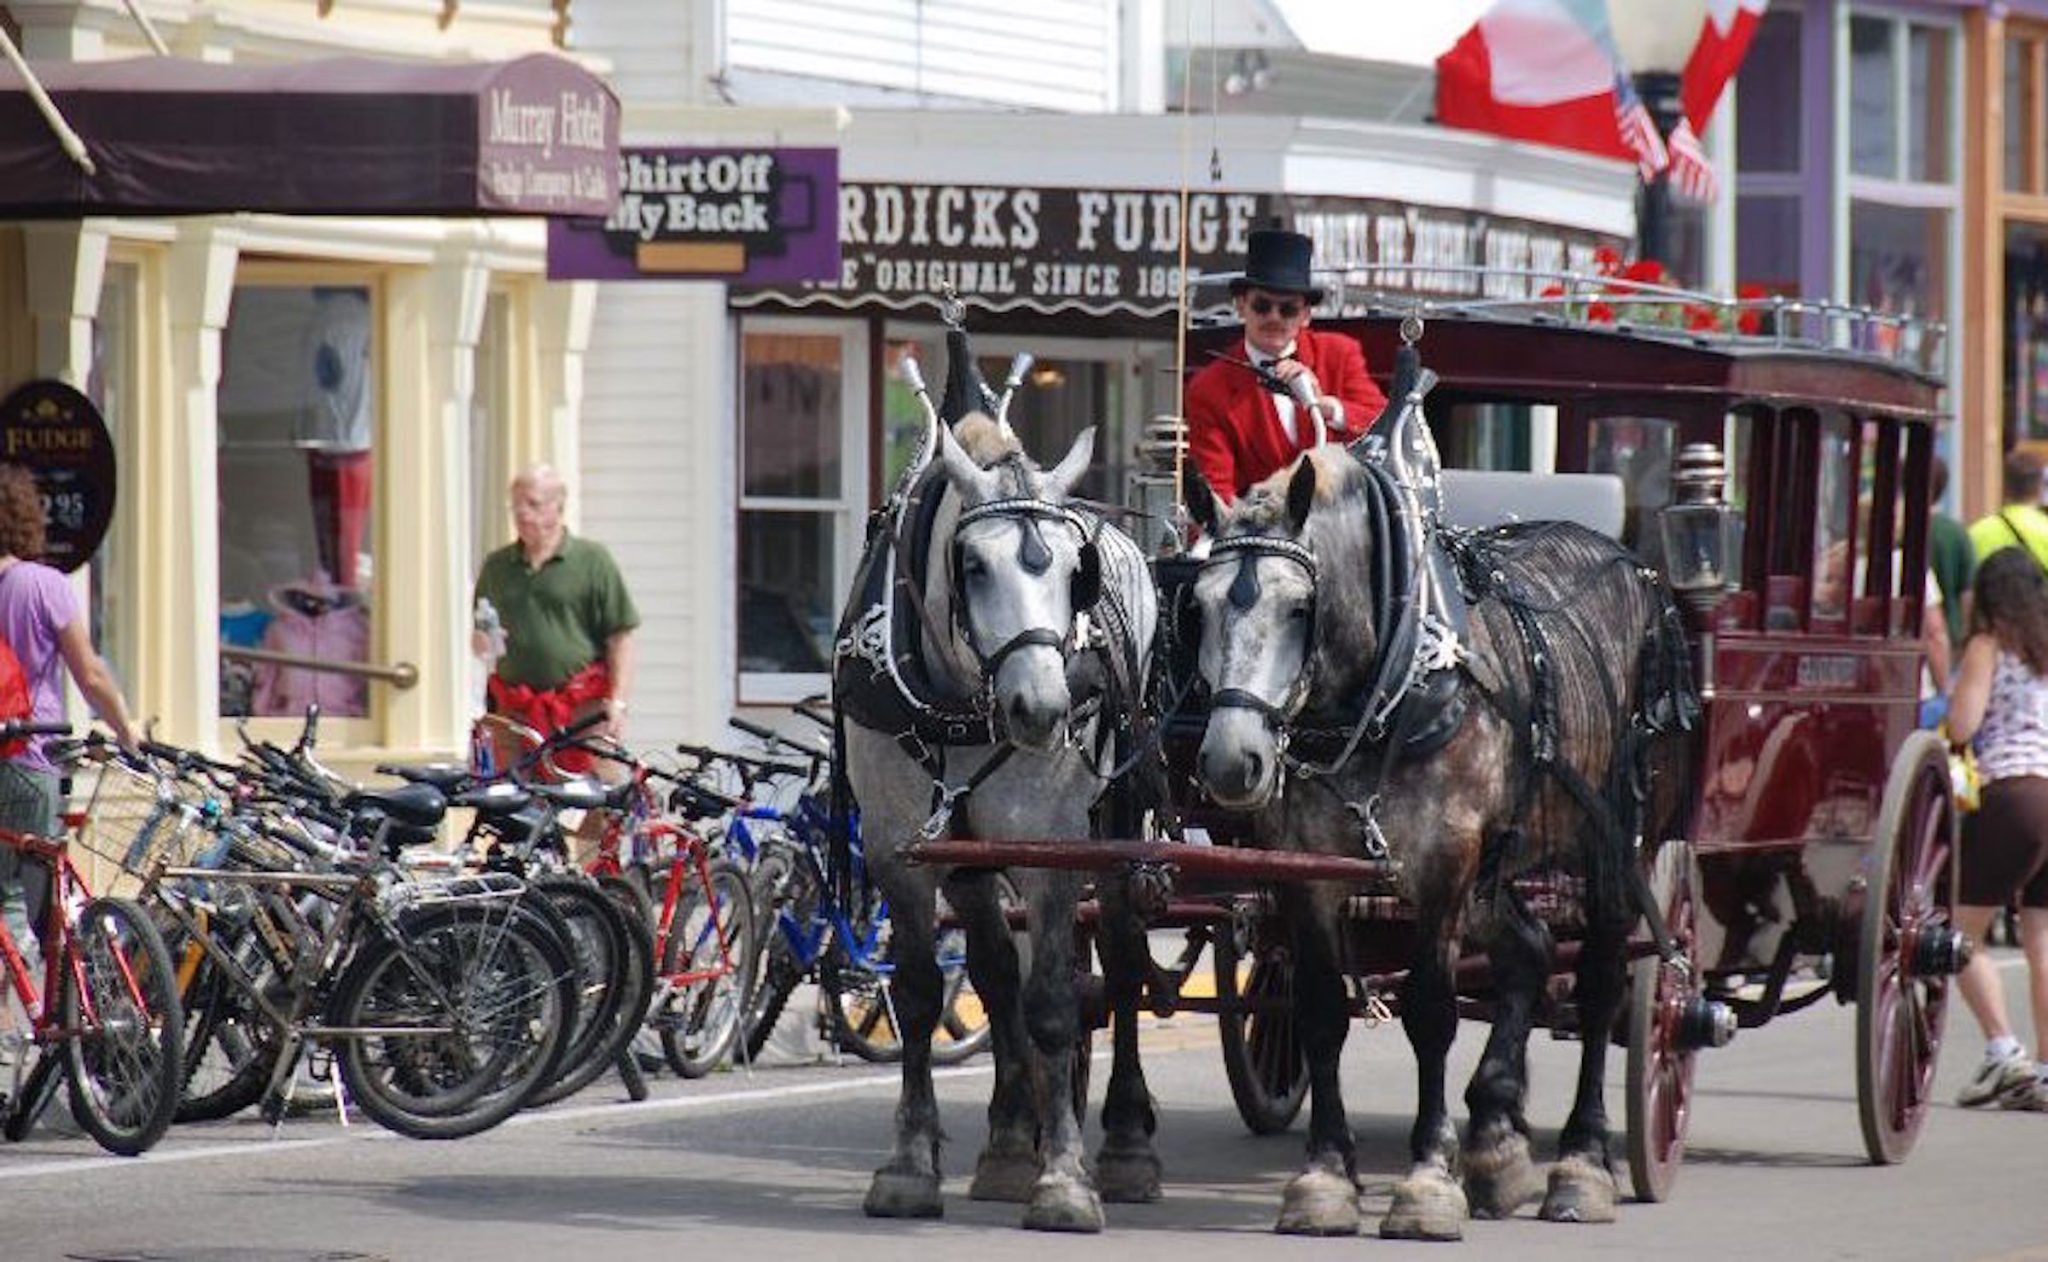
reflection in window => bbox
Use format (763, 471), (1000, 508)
(217, 284), (375, 718)
(1850, 17), (1897, 178)
(739, 329), (851, 680)
(1849, 201), (1948, 355)
(1585, 416), (1675, 569)
(1736, 9), (1803, 175)
(1812, 415), (1855, 620)
(1907, 26), (1951, 183)
(1736, 195), (1802, 295)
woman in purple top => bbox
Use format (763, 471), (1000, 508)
(0, 464), (138, 946)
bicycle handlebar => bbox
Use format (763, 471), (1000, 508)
(0, 720), (73, 742)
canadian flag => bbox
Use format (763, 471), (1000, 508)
(1682, 0), (1769, 134)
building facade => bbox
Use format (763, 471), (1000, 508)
(0, 0), (604, 771)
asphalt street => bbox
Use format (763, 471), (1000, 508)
(1, 954), (2044, 1262)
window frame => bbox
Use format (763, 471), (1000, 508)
(734, 313), (870, 705)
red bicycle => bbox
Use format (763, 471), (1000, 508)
(0, 725), (183, 1154)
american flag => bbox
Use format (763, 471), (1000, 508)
(1666, 118), (1719, 203)
(1612, 75), (1669, 181)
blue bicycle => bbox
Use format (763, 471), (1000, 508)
(723, 715), (1007, 1065)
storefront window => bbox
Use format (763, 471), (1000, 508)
(737, 322), (865, 697)
(1907, 26), (1951, 184)
(1849, 201), (1947, 355)
(1736, 195), (1802, 295)
(87, 262), (137, 690)
(216, 283), (377, 719)
(1736, 9), (1803, 175)
(1850, 16), (1898, 179)
(2005, 224), (2048, 448)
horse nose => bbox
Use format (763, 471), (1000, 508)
(1198, 730), (1269, 805)
(1000, 667), (1070, 750)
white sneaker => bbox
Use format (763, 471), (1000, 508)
(1958, 1051), (2034, 1108)
(1998, 1074), (2048, 1112)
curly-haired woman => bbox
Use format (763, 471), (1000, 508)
(1946, 546), (2048, 1109)
(0, 463), (138, 948)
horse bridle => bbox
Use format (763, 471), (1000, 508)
(1199, 533), (1319, 724)
(951, 496), (1102, 685)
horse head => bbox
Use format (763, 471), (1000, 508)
(936, 414), (1100, 752)
(1186, 450), (1376, 808)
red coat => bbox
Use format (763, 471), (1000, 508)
(1185, 327), (1386, 501)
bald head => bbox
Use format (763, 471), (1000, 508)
(511, 463), (568, 559)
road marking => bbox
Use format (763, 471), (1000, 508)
(0, 1062), (996, 1184)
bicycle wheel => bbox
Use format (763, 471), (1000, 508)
(329, 900), (576, 1140)
(176, 954), (284, 1124)
(523, 877), (630, 1108)
(656, 858), (756, 1078)
(527, 876), (653, 1108)
(825, 890), (901, 1063)
(741, 846), (816, 1061)
(930, 873), (1019, 1067)
(63, 896), (184, 1156)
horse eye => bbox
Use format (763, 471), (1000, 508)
(1287, 604), (1310, 622)
(961, 555), (988, 580)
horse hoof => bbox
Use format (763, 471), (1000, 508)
(1379, 1170), (1467, 1242)
(1023, 1173), (1105, 1233)
(1277, 1167), (1360, 1236)
(864, 1168), (944, 1219)
(970, 1149), (1041, 1203)
(1538, 1155), (1618, 1225)
(1095, 1143), (1163, 1204)
(1463, 1130), (1543, 1220)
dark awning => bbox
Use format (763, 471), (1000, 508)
(0, 53), (619, 218)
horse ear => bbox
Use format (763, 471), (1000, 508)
(1286, 456), (1317, 533)
(1184, 465), (1219, 535)
(1044, 426), (1096, 499)
(938, 421), (994, 499)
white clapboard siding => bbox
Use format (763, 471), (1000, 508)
(728, 0), (1118, 111)
(569, 1), (696, 104)
(579, 283), (737, 750)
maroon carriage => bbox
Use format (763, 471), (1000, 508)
(912, 274), (1967, 1207)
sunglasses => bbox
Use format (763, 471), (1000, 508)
(1248, 296), (1305, 319)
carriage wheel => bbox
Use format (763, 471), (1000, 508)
(1856, 730), (1957, 1166)
(1625, 839), (1702, 1204)
(1214, 910), (1307, 1135)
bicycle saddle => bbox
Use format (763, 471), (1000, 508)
(344, 780), (448, 828)
(526, 779), (617, 812)
(452, 781), (531, 816)
(379, 762), (473, 792)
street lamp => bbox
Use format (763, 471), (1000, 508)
(1608, 0), (1712, 272)
(1659, 441), (1736, 700)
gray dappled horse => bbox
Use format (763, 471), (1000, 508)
(838, 411), (1159, 1232)
(1188, 448), (1693, 1240)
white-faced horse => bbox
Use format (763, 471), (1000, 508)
(1187, 446), (1695, 1240)
(836, 405), (1160, 1232)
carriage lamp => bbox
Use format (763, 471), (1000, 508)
(1659, 442), (1735, 700)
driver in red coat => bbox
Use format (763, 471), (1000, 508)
(1185, 228), (1386, 502)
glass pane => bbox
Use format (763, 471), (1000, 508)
(87, 262), (135, 688)
(1850, 16), (1898, 179)
(2005, 223), (2048, 446)
(1736, 10), (1803, 174)
(2006, 37), (2028, 194)
(742, 332), (844, 500)
(1812, 414), (1855, 620)
(217, 284), (375, 718)
(1849, 201), (1948, 359)
(1584, 416), (1676, 568)
(1907, 25), (1950, 183)
(1736, 195), (1802, 296)
(737, 509), (834, 674)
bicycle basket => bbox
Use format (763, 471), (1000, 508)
(73, 758), (222, 883)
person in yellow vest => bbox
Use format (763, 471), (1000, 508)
(1970, 449), (2048, 568)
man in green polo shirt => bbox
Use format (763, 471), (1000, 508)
(1969, 449), (2048, 572)
(473, 464), (639, 771)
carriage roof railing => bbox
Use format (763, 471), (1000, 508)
(1194, 262), (1948, 378)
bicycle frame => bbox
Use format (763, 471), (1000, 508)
(0, 830), (141, 1051)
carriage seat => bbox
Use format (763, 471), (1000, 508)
(1438, 470), (1626, 540)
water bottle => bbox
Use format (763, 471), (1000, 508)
(475, 597), (507, 660)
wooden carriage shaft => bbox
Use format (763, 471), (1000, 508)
(902, 837), (1400, 887)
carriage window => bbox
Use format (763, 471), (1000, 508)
(1585, 417), (1675, 568)
(1756, 408), (1819, 630)
(1811, 414), (1857, 623)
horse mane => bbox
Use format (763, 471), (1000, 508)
(954, 412), (1021, 465)
(1233, 450), (1363, 531)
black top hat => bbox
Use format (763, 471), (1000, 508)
(1231, 228), (1323, 303)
